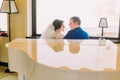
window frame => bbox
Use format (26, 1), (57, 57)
(32, 0), (120, 42)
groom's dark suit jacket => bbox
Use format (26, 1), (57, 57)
(64, 27), (89, 39)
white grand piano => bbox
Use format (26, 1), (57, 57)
(6, 38), (120, 80)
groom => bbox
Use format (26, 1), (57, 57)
(64, 16), (89, 39)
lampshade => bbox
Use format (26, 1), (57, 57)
(98, 18), (108, 28)
(0, 0), (18, 13)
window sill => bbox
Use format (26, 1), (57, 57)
(90, 37), (120, 43)
(0, 35), (8, 37)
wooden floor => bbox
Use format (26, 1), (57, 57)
(0, 66), (18, 80)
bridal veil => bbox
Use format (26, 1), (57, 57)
(40, 24), (55, 39)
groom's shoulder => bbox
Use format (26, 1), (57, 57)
(67, 27), (82, 34)
(70, 27), (81, 33)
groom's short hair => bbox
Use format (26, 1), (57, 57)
(53, 19), (64, 31)
(70, 16), (81, 26)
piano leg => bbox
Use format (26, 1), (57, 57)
(18, 73), (31, 80)
(18, 73), (25, 80)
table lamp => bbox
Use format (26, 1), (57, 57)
(98, 18), (108, 46)
(0, 0), (18, 41)
(98, 18), (108, 39)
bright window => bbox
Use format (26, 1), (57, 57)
(0, 0), (7, 31)
(36, 0), (120, 38)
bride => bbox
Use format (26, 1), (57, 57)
(40, 19), (65, 39)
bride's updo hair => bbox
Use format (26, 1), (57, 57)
(52, 19), (64, 31)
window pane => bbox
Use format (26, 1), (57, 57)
(36, 0), (120, 38)
(0, 0), (7, 31)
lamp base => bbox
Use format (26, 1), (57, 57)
(99, 37), (106, 46)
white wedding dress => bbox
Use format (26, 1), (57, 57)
(40, 24), (64, 39)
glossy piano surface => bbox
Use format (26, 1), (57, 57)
(6, 38), (120, 80)
(6, 38), (119, 71)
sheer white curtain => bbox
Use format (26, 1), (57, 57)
(0, 0), (7, 31)
(37, 0), (120, 38)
